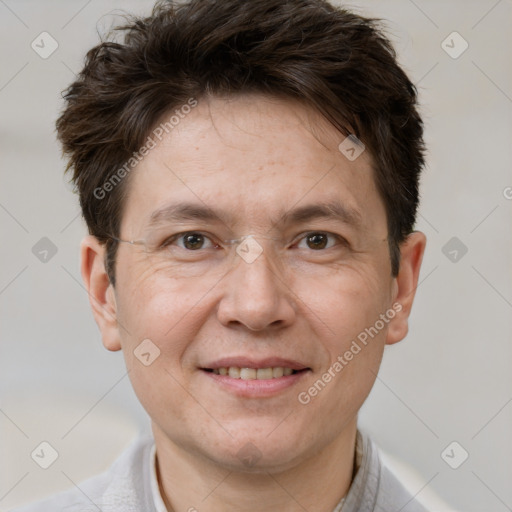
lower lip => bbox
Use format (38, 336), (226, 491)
(201, 369), (310, 398)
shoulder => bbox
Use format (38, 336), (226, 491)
(9, 473), (110, 512)
(343, 430), (429, 512)
(9, 433), (155, 512)
(376, 463), (429, 512)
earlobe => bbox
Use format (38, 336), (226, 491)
(385, 231), (426, 345)
(80, 235), (122, 352)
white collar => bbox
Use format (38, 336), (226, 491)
(149, 442), (169, 512)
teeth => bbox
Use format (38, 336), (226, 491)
(240, 368), (257, 380)
(228, 367), (240, 379)
(272, 367), (284, 378)
(257, 368), (273, 380)
(211, 366), (300, 379)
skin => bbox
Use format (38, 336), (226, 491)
(81, 93), (426, 512)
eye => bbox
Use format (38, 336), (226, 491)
(164, 232), (218, 251)
(296, 232), (345, 250)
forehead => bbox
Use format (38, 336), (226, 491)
(121, 93), (387, 236)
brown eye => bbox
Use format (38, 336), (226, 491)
(306, 233), (329, 250)
(182, 233), (206, 250)
(295, 232), (346, 251)
(164, 232), (216, 251)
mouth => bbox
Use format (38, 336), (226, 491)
(199, 358), (311, 397)
(201, 366), (309, 380)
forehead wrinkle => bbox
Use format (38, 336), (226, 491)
(145, 199), (363, 232)
(147, 202), (231, 228)
(279, 201), (363, 230)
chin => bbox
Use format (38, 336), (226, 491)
(207, 428), (314, 474)
(214, 445), (307, 475)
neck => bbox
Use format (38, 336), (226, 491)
(152, 420), (357, 512)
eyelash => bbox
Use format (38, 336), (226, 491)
(162, 231), (349, 251)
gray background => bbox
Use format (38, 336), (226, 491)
(1, 0), (511, 510)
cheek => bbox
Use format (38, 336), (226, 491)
(300, 286), (389, 422)
(114, 276), (204, 423)
(115, 266), (203, 369)
(306, 263), (391, 389)
(310, 262), (389, 333)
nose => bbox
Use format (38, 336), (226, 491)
(216, 242), (296, 331)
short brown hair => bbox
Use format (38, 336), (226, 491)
(56, 0), (425, 284)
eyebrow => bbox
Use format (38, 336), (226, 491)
(147, 200), (363, 230)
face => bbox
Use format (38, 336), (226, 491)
(85, 93), (422, 473)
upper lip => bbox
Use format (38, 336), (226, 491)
(201, 357), (310, 370)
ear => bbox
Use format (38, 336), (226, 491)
(385, 231), (426, 345)
(80, 235), (122, 351)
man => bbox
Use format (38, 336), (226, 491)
(14, 0), (428, 510)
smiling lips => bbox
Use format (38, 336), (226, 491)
(201, 357), (310, 382)
(201, 358), (311, 397)
(210, 366), (297, 379)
